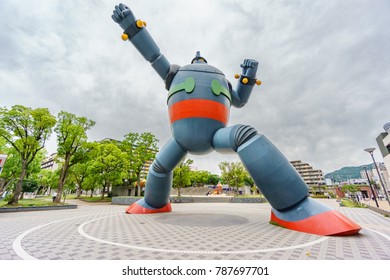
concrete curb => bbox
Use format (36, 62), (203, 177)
(0, 204), (77, 213)
(111, 197), (141, 205)
(111, 196), (267, 205)
(364, 204), (390, 217)
(231, 197), (267, 203)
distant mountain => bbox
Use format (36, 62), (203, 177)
(325, 164), (374, 182)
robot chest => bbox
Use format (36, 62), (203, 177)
(167, 77), (231, 125)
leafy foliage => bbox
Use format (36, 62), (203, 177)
(54, 111), (95, 202)
(173, 158), (193, 196)
(2, 104), (252, 201)
(0, 105), (56, 204)
(87, 142), (128, 198)
(22, 178), (39, 193)
(119, 132), (158, 196)
(218, 161), (247, 191)
(341, 184), (361, 194)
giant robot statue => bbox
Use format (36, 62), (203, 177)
(112, 3), (361, 236)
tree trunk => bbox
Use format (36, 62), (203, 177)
(55, 155), (71, 203)
(136, 176), (141, 197)
(101, 184), (106, 199)
(178, 187), (181, 197)
(8, 160), (27, 205)
(0, 179), (5, 196)
(34, 188), (39, 199)
(76, 186), (82, 197)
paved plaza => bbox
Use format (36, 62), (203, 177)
(0, 199), (389, 260)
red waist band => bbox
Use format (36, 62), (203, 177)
(168, 99), (229, 125)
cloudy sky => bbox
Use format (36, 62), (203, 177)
(1, 0), (389, 175)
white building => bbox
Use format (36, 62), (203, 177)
(290, 160), (325, 186)
(375, 122), (390, 193)
(41, 153), (59, 171)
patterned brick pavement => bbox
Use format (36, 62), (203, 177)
(0, 199), (389, 260)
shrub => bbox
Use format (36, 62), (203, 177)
(3, 193), (14, 202)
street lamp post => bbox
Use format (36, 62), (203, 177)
(364, 148), (390, 206)
(363, 166), (379, 208)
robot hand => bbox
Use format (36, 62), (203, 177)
(240, 59), (258, 78)
(111, 3), (136, 30)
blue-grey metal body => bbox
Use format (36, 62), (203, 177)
(111, 4), (329, 219)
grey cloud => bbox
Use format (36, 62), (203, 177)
(1, 0), (389, 175)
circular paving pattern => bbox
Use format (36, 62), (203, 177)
(155, 213), (249, 227)
(8, 202), (390, 260)
(77, 206), (329, 255)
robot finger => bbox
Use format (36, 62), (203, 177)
(111, 14), (119, 23)
(119, 3), (129, 11)
(248, 61), (258, 70)
(245, 59), (255, 67)
(242, 59), (257, 69)
(115, 5), (122, 15)
(112, 9), (121, 21)
(121, 9), (132, 17)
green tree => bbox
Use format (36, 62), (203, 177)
(0, 137), (6, 152)
(1, 146), (46, 198)
(70, 162), (89, 197)
(61, 171), (77, 203)
(67, 142), (96, 197)
(218, 161), (247, 194)
(0, 137), (7, 190)
(0, 148), (20, 192)
(22, 178), (39, 193)
(0, 105), (56, 205)
(88, 142), (128, 198)
(207, 174), (220, 185)
(190, 170), (211, 187)
(341, 184), (361, 202)
(54, 111), (95, 203)
(38, 168), (58, 195)
(243, 174), (259, 195)
(173, 158), (193, 196)
(120, 132), (158, 197)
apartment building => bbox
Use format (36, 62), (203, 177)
(290, 160), (325, 186)
(41, 153), (59, 171)
(376, 122), (390, 193)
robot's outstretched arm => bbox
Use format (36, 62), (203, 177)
(230, 59), (261, 108)
(112, 3), (177, 83)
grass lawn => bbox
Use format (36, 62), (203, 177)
(234, 194), (265, 198)
(78, 196), (112, 203)
(340, 199), (366, 208)
(0, 198), (66, 208)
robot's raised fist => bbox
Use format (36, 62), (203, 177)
(111, 3), (136, 30)
(240, 59), (258, 78)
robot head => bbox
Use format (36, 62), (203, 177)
(191, 51), (208, 64)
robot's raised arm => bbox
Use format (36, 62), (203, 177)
(112, 3), (176, 84)
(230, 59), (262, 108)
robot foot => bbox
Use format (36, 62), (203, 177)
(125, 198), (172, 214)
(270, 198), (361, 236)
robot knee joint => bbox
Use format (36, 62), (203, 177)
(234, 125), (258, 147)
(152, 159), (168, 173)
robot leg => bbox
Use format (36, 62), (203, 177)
(126, 137), (187, 214)
(213, 125), (361, 235)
